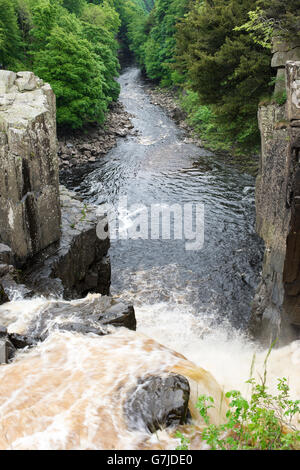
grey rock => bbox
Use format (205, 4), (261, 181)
(250, 62), (300, 345)
(24, 294), (136, 344)
(272, 48), (300, 68)
(8, 333), (37, 349)
(24, 186), (111, 299)
(0, 325), (7, 337)
(286, 61), (300, 121)
(15, 72), (39, 92)
(0, 263), (33, 303)
(101, 303), (136, 330)
(124, 374), (190, 433)
(0, 70), (61, 262)
(0, 244), (13, 265)
(0, 71), (16, 93)
(0, 340), (8, 364)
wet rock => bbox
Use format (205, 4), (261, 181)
(0, 263), (33, 304)
(101, 303), (136, 331)
(23, 186), (111, 299)
(0, 325), (7, 337)
(54, 322), (107, 336)
(0, 280), (9, 305)
(8, 333), (37, 350)
(124, 373), (190, 433)
(0, 326), (26, 359)
(24, 294), (136, 343)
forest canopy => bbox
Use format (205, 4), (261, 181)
(127, 0), (299, 154)
(0, 0), (150, 128)
(1, 0), (299, 151)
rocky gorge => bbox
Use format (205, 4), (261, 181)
(0, 59), (299, 450)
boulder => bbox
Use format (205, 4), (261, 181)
(0, 70), (61, 262)
(0, 71), (16, 94)
(0, 332), (16, 362)
(124, 373), (190, 433)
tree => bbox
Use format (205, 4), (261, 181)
(174, 0), (273, 151)
(260, 0), (300, 40)
(63, 0), (86, 15)
(81, 1), (120, 101)
(34, 25), (108, 128)
(0, 0), (22, 69)
(141, 0), (189, 85)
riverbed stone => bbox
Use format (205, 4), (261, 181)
(124, 373), (190, 433)
(0, 70), (61, 262)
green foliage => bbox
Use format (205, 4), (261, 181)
(0, 0), (23, 69)
(140, 0), (189, 85)
(63, 0), (86, 15)
(258, 0), (300, 41)
(7, 0), (128, 129)
(81, 2), (121, 101)
(235, 7), (275, 49)
(127, 0), (278, 153)
(178, 378), (300, 451)
(175, 431), (190, 450)
(274, 90), (287, 106)
(199, 378), (300, 450)
(34, 24), (108, 128)
(174, 0), (274, 152)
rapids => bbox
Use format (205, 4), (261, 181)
(0, 67), (299, 450)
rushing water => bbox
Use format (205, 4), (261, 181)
(78, 67), (264, 329)
(0, 67), (299, 450)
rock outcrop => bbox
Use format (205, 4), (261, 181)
(251, 61), (300, 345)
(24, 186), (111, 299)
(272, 38), (300, 95)
(0, 71), (61, 262)
(0, 71), (112, 304)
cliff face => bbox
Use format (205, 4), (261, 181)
(251, 62), (300, 345)
(0, 71), (111, 302)
(0, 71), (61, 262)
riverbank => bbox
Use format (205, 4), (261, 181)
(58, 101), (137, 186)
(144, 84), (260, 177)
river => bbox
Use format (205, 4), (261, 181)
(0, 67), (298, 450)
